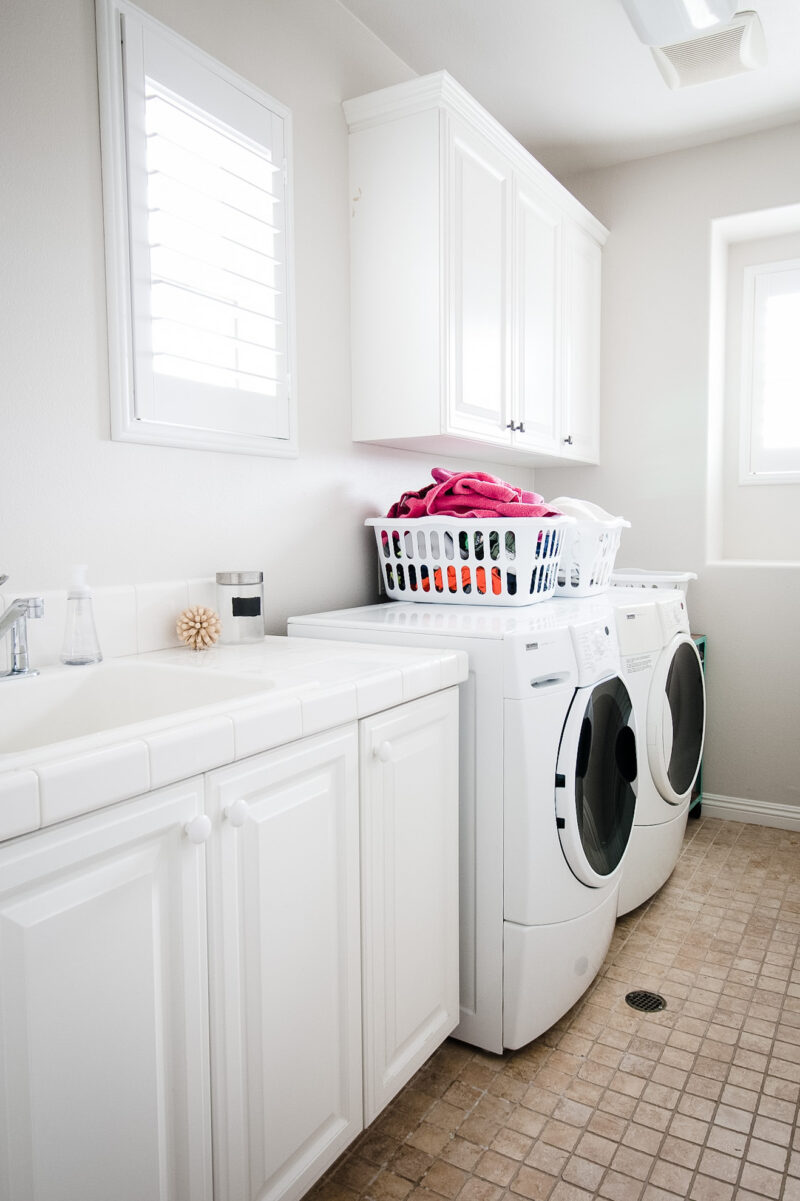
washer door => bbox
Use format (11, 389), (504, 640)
(555, 676), (638, 888)
(647, 634), (706, 804)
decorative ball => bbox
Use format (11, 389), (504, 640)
(176, 606), (222, 651)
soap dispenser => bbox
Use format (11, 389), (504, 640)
(61, 565), (103, 665)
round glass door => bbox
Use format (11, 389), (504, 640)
(555, 677), (638, 887)
(647, 635), (706, 803)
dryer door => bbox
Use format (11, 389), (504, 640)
(647, 634), (706, 804)
(555, 676), (637, 888)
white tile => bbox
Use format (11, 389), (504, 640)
(354, 669), (404, 716)
(147, 715), (235, 789)
(398, 656), (443, 701)
(38, 741), (150, 826)
(232, 696), (303, 760)
(93, 586), (137, 659)
(439, 649), (469, 688)
(300, 685), (358, 736)
(0, 770), (41, 841)
(187, 577), (217, 613)
(136, 581), (190, 654)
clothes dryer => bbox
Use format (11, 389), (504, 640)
(288, 600), (638, 1053)
(609, 588), (706, 915)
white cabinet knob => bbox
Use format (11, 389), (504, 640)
(184, 815), (213, 844)
(224, 799), (250, 828)
(376, 741), (393, 763)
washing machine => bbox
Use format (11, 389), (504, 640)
(609, 588), (706, 916)
(288, 600), (638, 1053)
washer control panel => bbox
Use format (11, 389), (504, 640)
(570, 618), (618, 685)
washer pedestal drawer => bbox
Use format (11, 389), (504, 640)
(502, 886), (618, 1050)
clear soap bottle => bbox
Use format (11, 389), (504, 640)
(61, 565), (103, 665)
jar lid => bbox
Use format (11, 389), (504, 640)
(216, 571), (264, 585)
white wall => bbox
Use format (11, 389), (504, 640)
(0, 0), (534, 633)
(536, 122), (800, 813)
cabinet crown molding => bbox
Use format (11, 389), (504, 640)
(343, 70), (608, 244)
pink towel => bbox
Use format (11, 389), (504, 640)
(387, 468), (562, 520)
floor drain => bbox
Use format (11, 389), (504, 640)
(625, 989), (667, 1013)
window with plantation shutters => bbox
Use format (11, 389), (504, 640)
(97, 0), (297, 455)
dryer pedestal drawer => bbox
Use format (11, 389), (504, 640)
(617, 806), (689, 917)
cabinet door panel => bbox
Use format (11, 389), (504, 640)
(562, 222), (602, 462)
(0, 781), (211, 1201)
(515, 179), (561, 453)
(360, 690), (460, 1122)
(207, 728), (362, 1201)
(448, 119), (511, 443)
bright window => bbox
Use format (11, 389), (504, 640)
(740, 259), (800, 482)
(96, 0), (296, 455)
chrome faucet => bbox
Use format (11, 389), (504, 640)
(0, 585), (44, 679)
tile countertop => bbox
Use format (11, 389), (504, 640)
(0, 636), (468, 844)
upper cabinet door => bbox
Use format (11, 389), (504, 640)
(514, 176), (562, 454)
(206, 727), (362, 1201)
(359, 689), (460, 1124)
(0, 780), (212, 1201)
(345, 73), (606, 466)
(446, 117), (512, 445)
(562, 222), (602, 463)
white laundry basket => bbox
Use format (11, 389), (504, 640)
(610, 569), (697, 590)
(367, 515), (573, 606)
(555, 517), (629, 597)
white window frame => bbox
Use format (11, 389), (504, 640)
(96, 0), (297, 456)
(739, 257), (800, 485)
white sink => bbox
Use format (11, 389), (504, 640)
(0, 661), (273, 754)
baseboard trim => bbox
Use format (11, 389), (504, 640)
(700, 793), (800, 831)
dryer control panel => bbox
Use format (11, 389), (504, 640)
(570, 618), (619, 686)
(655, 593), (690, 640)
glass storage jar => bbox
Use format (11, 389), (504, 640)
(215, 571), (264, 643)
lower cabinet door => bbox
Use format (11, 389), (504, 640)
(0, 780), (212, 1201)
(206, 726), (363, 1201)
(360, 688), (460, 1123)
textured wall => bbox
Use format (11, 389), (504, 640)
(536, 122), (800, 811)
(0, 0), (534, 631)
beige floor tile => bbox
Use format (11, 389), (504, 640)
(306, 819), (800, 1201)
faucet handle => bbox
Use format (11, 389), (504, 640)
(14, 597), (44, 619)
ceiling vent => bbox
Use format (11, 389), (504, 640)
(651, 11), (767, 88)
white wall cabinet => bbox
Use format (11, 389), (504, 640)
(0, 690), (459, 1201)
(0, 779), (213, 1201)
(345, 72), (607, 467)
(446, 116), (512, 447)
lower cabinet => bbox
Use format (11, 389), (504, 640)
(205, 726), (363, 1201)
(360, 689), (460, 1123)
(0, 689), (459, 1201)
(0, 778), (213, 1201)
